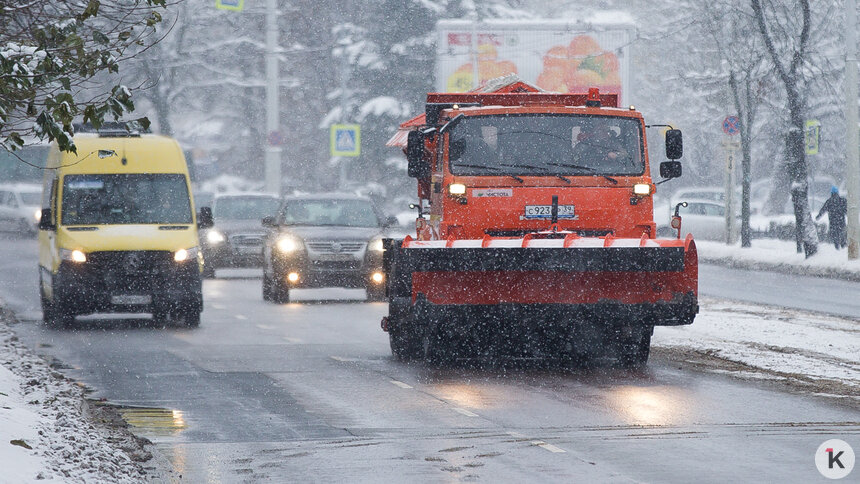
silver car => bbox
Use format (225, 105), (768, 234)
(261, 194), (398, 303)
(0, 183), (42, 235)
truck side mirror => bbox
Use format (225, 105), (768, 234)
(665, 129), (683, 160)
(38, 208), (55, 231)
(261, 215), (277, 228)
(406, 131), (429, 179)
(660, 161), (682, 179)
(198, 206), (214, 229)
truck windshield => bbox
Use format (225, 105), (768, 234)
(448, 114), (643, 176)
(61, 174), (192, 225)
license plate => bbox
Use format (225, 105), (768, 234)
(111, 294), (151, 305)
(524, 204), (576, 219)
(316, 253), (354, 262)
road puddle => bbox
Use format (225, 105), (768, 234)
(116, 406), (187, 436)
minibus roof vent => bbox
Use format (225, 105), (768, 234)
(73, 122), (150, 137)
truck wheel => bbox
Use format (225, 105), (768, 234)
(618, 326), (652, 369)
(389, 322), (422, 360)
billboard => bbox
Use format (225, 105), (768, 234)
(436, 20), (634, 104)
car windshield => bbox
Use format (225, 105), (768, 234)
(448, 114), (643, 176)
(19, 192), (41, 205)
(61, 174), (192, 225)
(281, 199), (379, 227)
(213, 196), (280, 220)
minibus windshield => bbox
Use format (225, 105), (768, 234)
(61, 174), (192, 225)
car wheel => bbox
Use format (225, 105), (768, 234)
(366, 285), (386, 302)
(177, 303), (201, 328)
(270, 272), (290, 304)
(262, 273), (273, 301)
(202, 264), (216, 279)
(43, 297), (73, 329)
(152, 304), (170, 325)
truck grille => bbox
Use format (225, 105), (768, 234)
(306, 241), (365, 253)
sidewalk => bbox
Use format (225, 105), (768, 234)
(696, 238), (860, 282)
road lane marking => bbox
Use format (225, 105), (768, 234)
(330, 356), (359, 362)
(283, 337), (303, 343)
(256, 324), (274, 330)
(144, 371), (199, 378)
(212, 303), (225, 310)
(235, 314), (248, 320)
(507, 431), (526, 438)
(453, 407), (479, 417)
(390, 380), (412, 389)
(530, 440), (566, 453)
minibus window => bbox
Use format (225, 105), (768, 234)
(61, 174), (192, 225)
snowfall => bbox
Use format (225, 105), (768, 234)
(0, 239), (858, 482)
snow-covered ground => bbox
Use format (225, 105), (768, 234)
(0, 314), (156, 482)
(696, 238), (860, 281)
(0, 237), (858, 480)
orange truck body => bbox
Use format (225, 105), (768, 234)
(382, 79), (697, 365)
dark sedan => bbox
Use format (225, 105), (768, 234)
(200, 193), (281, 277)
(261, 194), (397, 303)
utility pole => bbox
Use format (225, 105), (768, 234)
(846, 0), (860, 259)
(264, 0), (281, 195)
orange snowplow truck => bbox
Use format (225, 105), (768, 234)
(382, 79), (697, 367)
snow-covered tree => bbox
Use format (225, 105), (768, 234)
(0, 0), (166, 153)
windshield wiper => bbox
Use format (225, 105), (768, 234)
(499, 163), (571, 184)
(455, 163), (524, 183)
(545, 162), (618, 184)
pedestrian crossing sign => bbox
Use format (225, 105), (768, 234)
(215, 0), (244, 11)
(330, 124), (361, 157)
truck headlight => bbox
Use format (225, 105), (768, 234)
(206, 230), (225, 244)
(368, 237), (384, 252)
(276, 235), (303, 253)
(449, 183), (467, 196)
(174, 246), (199, 262)
(633, 183), (652, 196)
(60, 248), (87, 263)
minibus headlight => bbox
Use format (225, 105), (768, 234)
(60, 249), (87, 263)
(174, 246), (199, 262)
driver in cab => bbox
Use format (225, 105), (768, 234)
(571, 119), (628, 169)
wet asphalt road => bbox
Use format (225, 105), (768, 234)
(0, 234), (857, 482)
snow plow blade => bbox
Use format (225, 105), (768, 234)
(383, 235), (698, 327)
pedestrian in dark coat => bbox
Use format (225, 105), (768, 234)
(816, 186), (847, 249)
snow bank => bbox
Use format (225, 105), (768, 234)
(0, 315), (152, 482)
(654, 297), (860, 399)
(697, 238), (860, 281)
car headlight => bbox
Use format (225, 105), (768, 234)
(206, 230), (225, 244)
(276, 235), (303, 253)
(174, 246), (199, 262)
(368, 237), (384, 252)
(60, 248), (87, 263)
(34, 209), (41, 222)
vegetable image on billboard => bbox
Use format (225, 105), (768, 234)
(536, 35), (620, 94)
(447, 43), (518, 92)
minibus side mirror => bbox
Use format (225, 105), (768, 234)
(39, 208), (55, 231)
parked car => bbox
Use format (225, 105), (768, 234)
(657, 199), (729, 241)
(0, 183), (42, 235)
(199, 193), (281, 277)
(261, 193), (398, 303)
